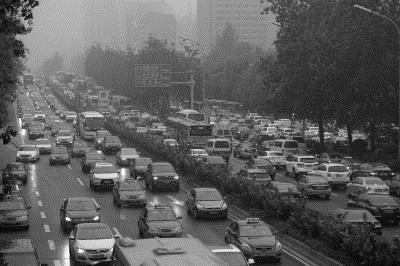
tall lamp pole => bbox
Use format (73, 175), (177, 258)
(354, 4), (400, 160)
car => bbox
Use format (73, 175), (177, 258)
(22, 114), (33, 128)
(94, 130), (111, 149)
(233, 141), (257, 159)
(370, 164), (395, 181)
(69, 223), (117, 265)
(349, 170), (376, 181)
(34, 138), (52, 154)
(264, 181), (301, 203)
(208, 244), (254, 265)
(129, 157), (153, 179)
(138, 204), (183, 238)
(71, 142), (90, 158)
(49, 146), (70, 165)
(64, 111), (77, 122)
(89, 163), (121, 190)
(59, 197), (101, 232)
(186, 188), (228, 219)
(333, 208), (382, 235)
(0, 238), (44, 265)
(257, 151), (286, 169)
(200, 156), (227, 169)
(386, 174), (400, 197)
(296, 173), (331, 199)
(346, 177), (389, 198)
(246, 158), (276, 179)
(314, 163), (350, 189)
(102, 135), (122, 154)
(16, 145), (40, 162)
(112, 179), (146, 207)
(237, 168), (272, 184)
(189, 148), (209, 160)
(1, 162), (28, 185)
(144, 162), (180, 192)
(116, 148), (140, 166)
(33, 111), (45, 122)
(0, 196), (31, 230)
(285, 154), (318, 179)
(224, 218), (282, 261)
(56, 130), (74, 147)
(163, 138), (179, 148)
(347, 194), (400, 224)
(81, 152), (105, 173)
(28, 123), (44, 140)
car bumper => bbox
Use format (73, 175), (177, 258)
(304, 189), (331, 196)
(16, 156), (38, 162)
(29, 134), (43, 139)
(242, 248), (282, 260)
(153, 181), (179, 189)
(38, 148), (52, 154)
(328, 180), (349, 186)
(103, 147), (121, 153)
(73, 250), (113, 265)
(196, 208), (228, 218)
(5, 176), (27, 184)
(119, 198), (146, 206)
(72, 152), (86, 158)
(50, 158), (70, 164)
(0, 220), (29, 228)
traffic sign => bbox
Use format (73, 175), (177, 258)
(134, 64), (171, 87)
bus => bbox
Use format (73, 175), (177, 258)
(23, 74), (34, 85)
(166, 117), (213, 148)
(76, 111), (106, 140)
(175, 109), (205, 122)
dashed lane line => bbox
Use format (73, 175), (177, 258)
(44, 224), (51, 233)
(93, 198), (100, 208)
(113, 227), (122, 237)
(35, 191), (40, 197)
(67, 164), (72, 169)
(37, 200), (43, 207)
(53, 259), (62, 266)
(166, 195), (185, 206)
(48, 240), (55, 250)
(77, 177), (84, 186)
(40, 211), (47, 219)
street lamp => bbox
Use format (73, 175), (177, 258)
(354, 4), (400, 160)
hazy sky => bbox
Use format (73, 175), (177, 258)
(166, 0), (196, 16)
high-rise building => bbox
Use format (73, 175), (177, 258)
(196, 0), (277, 54)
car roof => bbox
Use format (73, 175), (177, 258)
(94, 162), (113, 167)
(76, 223), (109, 229)
(245, 168), (267, 173)
(237, 217), (266, 226)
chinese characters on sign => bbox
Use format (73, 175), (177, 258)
(134, 64), (171, 87)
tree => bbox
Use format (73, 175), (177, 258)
(0, 0), (39, 144)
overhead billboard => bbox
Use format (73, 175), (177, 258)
(134, 64), (171, 87)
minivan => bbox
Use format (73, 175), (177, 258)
(270, 139), (299, 155)
(205, 138), (231, 162)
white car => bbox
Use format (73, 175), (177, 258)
(259, 127), (277, 136)
(164, 139), (179, 148)
(189, 149), (209, 160)
(16, 145), (40, 162)
(258, 151), (286, 168)
(346, 177), (389, 197)
(69, 223), (117, 265)
(35, 138), (52, 154)
(56, 130), (74, 147)
(314, 163), (350, 189)
(285, 154), (318, 178)
(89, 163), (120, 190)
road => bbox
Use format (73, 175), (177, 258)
(1, 106), (303, 265)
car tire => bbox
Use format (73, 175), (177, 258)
(49, 160), (53, 165)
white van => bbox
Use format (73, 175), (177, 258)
(204, 138), (231, 162)
(270, 139), (299, 155)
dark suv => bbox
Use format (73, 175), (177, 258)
(1, 163), (28, 185)
(59, 197), (100, 232)
(144, 162), (180, 192)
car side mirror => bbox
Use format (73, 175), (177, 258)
(96, 207), (101, 211)
(114, 234), (120, 239)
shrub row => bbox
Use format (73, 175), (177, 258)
(105, 119), (400, 265)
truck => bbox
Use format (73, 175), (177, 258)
(113, 237), (229, 266)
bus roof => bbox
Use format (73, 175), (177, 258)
(166, 117), (209, 127)
(176, 109), (200, 115)
(80, 111), (104, 117)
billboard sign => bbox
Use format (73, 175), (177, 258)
(134, 64), (171, 87)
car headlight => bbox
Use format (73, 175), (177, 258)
(174, 175), (179, 180)
(93, 216), (100, 221)
(51, 156), (56, 160)
(173, 227), (183, 232)
(107, 247), (113, 254)
(65, 216), (72, 222)
(221, 202), (228, 209)
(241, 243), (252, 252)
(77, 248), (85, 254)
(153, 176), (158, 180)
(16, 215), (28, 221)
(196, 203), (205, 209)
(121, 157), (127, 161)
(119, 194), (128, 200)
(149, 227), (159, 233)
(275, 241), (282, 250)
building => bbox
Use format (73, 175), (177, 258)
(196, 0), (277, 54)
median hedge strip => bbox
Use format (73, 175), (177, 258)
(105, 119), (400, 265)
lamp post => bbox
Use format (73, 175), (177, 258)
(354, 4), (400, 160)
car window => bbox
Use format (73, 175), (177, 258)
(8, 164), (24, 171)
(19, 146), (36, 151)
(94, 165), (117, 173)
(153, 164), (175, 173)
(76, 227), (113, 240)
(0, 201), (25, 210)
(147, 210), (176, 221)
(66, 200), (95, 211)
(300, 157), (317, 163)
(119, 182), (142, 191)
(215, 141), (230, 148)
(239, 225), (272, 237)
(135, 158), (152, 166)
(365, 178), (385, 185)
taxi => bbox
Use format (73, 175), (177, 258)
(224, 218), (282, 261)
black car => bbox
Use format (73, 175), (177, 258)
(264, 181), (301, 203)
(144, 162), (180, 192)
(0, 196), (31, 230)
(28, 124), (44, 140)
(49, 147), (70, 165)
(347, 194), (400, 224)
(112, 179), (146, 207)
(81, 152), (105, 173)
(186, 188), (228, 219)
(102, 136), (122, 154)
(116, 148), (140, 166)
(59, 197), (100, 232)
(94, 130), (111, 150)
(129, 157), (153, 179)
(333, 208), (382, 235)
(1, 163), (28, 185)
(71, 142), (90, 158)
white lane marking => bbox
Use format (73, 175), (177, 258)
(67, 164), (72, 169)
(40, 211), (47, 219)
(53, 260), (62, 266)
(166, 195), (184, 206)
(44, 224), (51, 233)
(120, 214), (126, 220)
(35, 191), (40, 197)
(113, 227), (122, 237)
(48, 240), (55, 250)
(77, 177), (84, 186)
(37, 200), (43, 207)
(92, 198), (100, 208)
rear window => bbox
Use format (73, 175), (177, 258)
(365, 178), (385, 185)
(328, 166), (348, 172)
(299, 157), (317, 163)
(215, 141), (230, 149)
(284, 141), (298, 148)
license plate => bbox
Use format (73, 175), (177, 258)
(315, 187), (325, 190)
(208, 211), (218, 215)
(102, 180), (112, 184)
(91, 254), (104, 259)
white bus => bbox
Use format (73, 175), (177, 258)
(76, 111), (106, 140)
(175, 109), (205, 122)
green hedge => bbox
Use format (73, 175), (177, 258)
(105, 119), (400, 265)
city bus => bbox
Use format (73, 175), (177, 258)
(166, 117), (213, 148)
(175, 109), (205, 122)
(76, 111), (105, 140)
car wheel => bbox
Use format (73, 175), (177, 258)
(49, 160), (53, 165)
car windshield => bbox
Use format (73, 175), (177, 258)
(367, 195), (397, 205)
(215, 141), (230, 148)
(269, 152), (284, 157)
(121, 149), (137, 155)
(307, 176), (327, 183)
(153, 164), (175, 173)
(66, 200), (95, 211)
(106, 136), (120, 143)
(0, 201), (25, 210)
(365, 178), (385, 185)
(86, 154), (103, 160)
(165, 140), (177, 145)
(249, 173), (270, 179)
(120, 182), (142, 191)
(35, 139), (50, 144)
(284, 141), (298, 148)
(214, 252), (248, 266)
(94, 166), (117, 173)
(300, 158), (317, 163)
(197, 190), (223, 201)
(240, 225), (272, 237)
(97, 131), (111, 137)
(208, 157), (225, 164)
(135, 158), (152, 166)
(20, 146), (36, 151)
(8, 164), (24, 171)
(58, 131), (71, 136)
(148, 210), (176, 221)
(53, 148), (67, 154)
(77, 227), (113, 240)
(276, 184), (298, 193)
(328, 166), (348, 172)
(340, 210), (375, 222)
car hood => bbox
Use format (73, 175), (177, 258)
(197, 200), (225, 208)
(152, 172), (177, 177)
(94, 173), (119, 179)
(17, 151), (36, 155)
(66, 210), (98, 219)
(120, 190), (144, 197)
(52, 154), (69, 158)
(9, 170), (27, 176)
(76, 239), (115, 250)
(0, 210), (28, 218)
(240, 235), (276, 247)
(36, 144), (51, 148)
(58, 136), (73, 140)
(148, 220), (181, 229)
